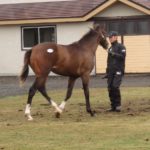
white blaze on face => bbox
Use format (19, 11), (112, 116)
(47, 48), (54, 53)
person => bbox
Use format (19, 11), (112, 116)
(104, 31), (126, 112)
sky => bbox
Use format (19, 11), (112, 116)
(0, 0), (73, 4)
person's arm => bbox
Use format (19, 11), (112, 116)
(109, 45), (126, 60)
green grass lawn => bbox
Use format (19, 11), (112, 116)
(0, 87), (150, 150)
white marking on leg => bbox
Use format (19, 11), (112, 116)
(59, 101), (66, 111)
(51, 100), (62, 113)
(25, 104), (30, 114)
(25, 104), (33, 121)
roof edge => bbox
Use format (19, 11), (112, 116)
(84, 0), (150, 20)
(119, 0), (150, 15)
(83, 0), (117, 20)
(0, 17), (85, 26)
(0, 0), (149, 25)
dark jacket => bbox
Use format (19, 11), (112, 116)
(107, 41), (126, 74)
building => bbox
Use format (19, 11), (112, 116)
(0, 0), (149, 76)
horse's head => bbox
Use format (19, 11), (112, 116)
(93, 24), (109, 50)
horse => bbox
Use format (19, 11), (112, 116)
(20, 25), (108, 120)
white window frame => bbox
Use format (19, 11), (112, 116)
(21, 25), (56, 50)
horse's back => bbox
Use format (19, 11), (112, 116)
(52, 43), (94, 76)
(29, 42), (94, 77)
(29, 42), (74, 75)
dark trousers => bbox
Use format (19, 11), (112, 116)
(107, 71), (123, 108)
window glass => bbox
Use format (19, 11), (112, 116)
(124, 21), (136, 35)
(40, 27), (56, 43)
(137, 21), (150, 34)
(108, 22), (122, 35)
(22, 26), (56, 50)
(23, 28), (38, 48)
(97, 19), (150, 36)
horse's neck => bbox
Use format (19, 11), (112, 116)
(79, 38), (99, 54)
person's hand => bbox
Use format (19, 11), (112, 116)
(101, 74), (108, 79)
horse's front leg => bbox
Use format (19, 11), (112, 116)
(81, 74), (95, 116)
(55, 77), (77, 118)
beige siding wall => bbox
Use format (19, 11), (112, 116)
(96, 36), (150, 74)
(124, 35), (150, 73)
(96, 46), (107, 74)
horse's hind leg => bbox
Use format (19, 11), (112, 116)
(56, 77), (76, 117)
(36, 76), (62, 114)
(36, 76), (51, 103)
(25, 76), (61, 120)
(25, 79), (37, 120)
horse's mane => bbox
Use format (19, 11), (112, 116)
(68, 28), (99, 48)
(78, 29), (97, 43)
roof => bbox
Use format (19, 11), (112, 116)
(0, 0), (106, 21)
(0, 0), (149, 25)
(130, 0), (150, 9)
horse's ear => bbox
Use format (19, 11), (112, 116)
(93, 23), (98, 29)
(93, 24), (100, 31)
(100, 24), (105, 30)
(99, 24), (107, 37)
(93, 23), (107, 37)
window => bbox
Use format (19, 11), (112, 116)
(108, 21), (122, 35)
(124, 21), (136, 35)
(22, 26), (56, 50)
(23, 28), (38, 48)
(96, 18), (150, 36)
(137, 21), (150, 34)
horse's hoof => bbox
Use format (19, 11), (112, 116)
(90, 112), (95, 117)
(55, 112), (61, 118)
(25, 113), (33, 121)
(28, 117), (33, 121)
(90, 110), (96, 117)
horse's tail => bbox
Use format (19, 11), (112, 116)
(19, 50), (32, 86)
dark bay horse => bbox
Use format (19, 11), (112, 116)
(20, 25), (108, 120)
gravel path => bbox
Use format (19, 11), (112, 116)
(0, 74), (150, 97)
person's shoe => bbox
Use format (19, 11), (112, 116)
(106, 107), (116, 112)
(106, 106), (121, 112)
(115, 106), (121, 112)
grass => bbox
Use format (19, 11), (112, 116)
(0, 87), (150, 150)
